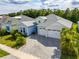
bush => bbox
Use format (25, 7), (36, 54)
(16, 37), (26, 46)
(0, 29), (7, 36)
(0, 30), (26, 57)
(61, 27), (79, 59)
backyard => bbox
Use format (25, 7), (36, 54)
(0, 29), (26, 57)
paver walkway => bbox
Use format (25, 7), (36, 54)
(0, 34), (60, 59)
(0, 44), (40, 59)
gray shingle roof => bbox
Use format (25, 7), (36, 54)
(6, 15), (34, 26)
(38, 14), (59, 27)
(12, 15), (34, 21)
(38, 14), (73, 30)
(46, 22), (65, 31)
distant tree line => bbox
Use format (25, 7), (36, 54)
(3, 8), (79, 23)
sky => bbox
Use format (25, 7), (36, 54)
(0, 0), (79, 14)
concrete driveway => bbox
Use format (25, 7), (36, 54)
(0, 34), (60, 59)
(20, 34), (60, 59)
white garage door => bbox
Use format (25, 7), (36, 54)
(48, 31), (60, 39)
(38, 28), (60, 38)
(38, 28), (46, 36)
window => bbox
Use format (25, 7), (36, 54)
(6, 26), (10, 31)
(38, 20), (41, 23)
(23, 28), (25, 33)
(20, 27), (22, 32)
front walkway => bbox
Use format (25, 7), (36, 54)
(0, 34), (60, 59)
(0, 43), (39, 59)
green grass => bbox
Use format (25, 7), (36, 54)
(0, 34), (26, 57)
(0, 49), (9, 57)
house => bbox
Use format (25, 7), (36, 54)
(0, 16), (9, 29)
(4, 17), (18, 32)
(36, 14), (73, 39)
(1, 14), (72, 38)
(5, 15), (36, 36)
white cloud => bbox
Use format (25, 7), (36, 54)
(0, 0), (79, 14)
(42, 0), (74, 9)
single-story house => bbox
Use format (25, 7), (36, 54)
(0, 16), (10, 29)
(1, 14), (73, 38)
(4, 15), (36, 36)
(3, 17), (18, 32)
(36, 14), (73, 39)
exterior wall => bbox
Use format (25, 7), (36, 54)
(2, 23), (11, 32)
(38, 26), (60, 39)
(17, 22), (37, 36)
(17, 23), (27, 35)
(27, 25), (36, 36)
(38, 28), (47, 36)
(48, 31), (60, 39)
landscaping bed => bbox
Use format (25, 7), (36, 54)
(0, 30), (26, 57)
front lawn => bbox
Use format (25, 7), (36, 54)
(0, 30), (26, 57)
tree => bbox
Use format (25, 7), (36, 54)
(53, 9), (64, 17)
(63, 8), (71, 20)
(71, 8), (79, 23)
(61, 26), (79, 59)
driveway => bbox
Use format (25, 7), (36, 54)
(20, 34), (60, 59)
(0, 34), (60, 59)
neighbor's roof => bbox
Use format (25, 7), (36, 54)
(21, 21), (35, 27)
(13, 16), (21, 19)
(38, 16), (47, 20)
(38, 14), (73, 29)
(13, 15), (34, 21)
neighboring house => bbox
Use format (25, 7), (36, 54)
(6, 15), (36, 36)
(4, 17), (18, 32)
(36, 14), (73, 39)
(0, 16), (3, 29)
(0, 16), (9, 29)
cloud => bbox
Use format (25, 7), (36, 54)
(40, 0), (78, 9)
(1, 0), (31, 4)
(0, 0), (79, 14)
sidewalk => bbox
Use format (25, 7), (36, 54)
(0, 44), (40, 59)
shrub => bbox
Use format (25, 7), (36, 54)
(61, 27), (79, 58)
(0, 29), (7, 36)
(16, 37), (26, 46)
